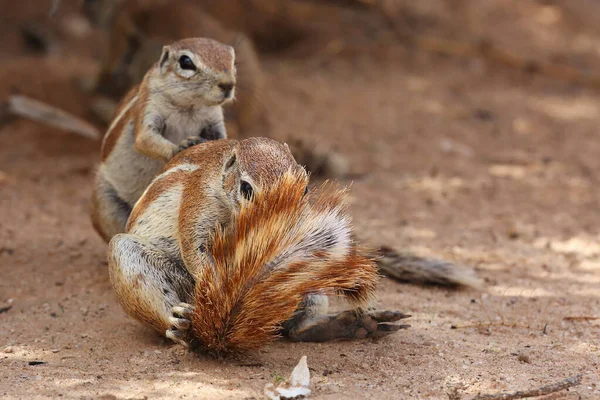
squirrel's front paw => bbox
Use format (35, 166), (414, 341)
(165, 302), (195, 347)
(178, 136), (208, 153)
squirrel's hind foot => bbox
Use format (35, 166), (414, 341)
(288, 309), (411, 342)
(166, 302), (195, 347)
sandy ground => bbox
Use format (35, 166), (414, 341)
(1, 1), (600, 399)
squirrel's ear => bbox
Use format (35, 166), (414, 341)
(159, 46), (170, 73)
(223, 149), (237, 173)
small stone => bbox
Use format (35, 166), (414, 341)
(517, 353), (531, 364)
(28, 361), (46, 366)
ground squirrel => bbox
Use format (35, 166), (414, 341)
(83, 0), (266, 137)
(108, 137), (408, 354)
(91, 37), (236, 242)
(82, 0), (353, 179)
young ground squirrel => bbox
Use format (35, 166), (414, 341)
(108, 137), (408, 353)
(83, 0), (266, 137)
(82, 0), (354, 179)
(91, 37), (236, 242)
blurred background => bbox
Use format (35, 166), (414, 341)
(1, 1), (599, 398)
(2, 0), (600, 241)
(3, 0), (600, 178)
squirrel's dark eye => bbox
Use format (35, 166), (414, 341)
(240, 181), (253, 200)
(178, 55), (196, 71)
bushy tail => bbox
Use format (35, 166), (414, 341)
(190, 170), (378, 354)
(377, 246), (482, 288)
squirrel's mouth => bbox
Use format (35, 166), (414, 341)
(222, 91), (235, 103)
(203, 96), (232, 107)
(224, 91), (234, 101)
(218, 96), (235, 107)
(204, 91), (234, 107)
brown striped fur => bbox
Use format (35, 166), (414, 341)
(100, 86), (138, 161)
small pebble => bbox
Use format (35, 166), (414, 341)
(517, 353), (531, 364)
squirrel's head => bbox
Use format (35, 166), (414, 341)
(156, 37), (236, 107)
(221, 137), (308, 208)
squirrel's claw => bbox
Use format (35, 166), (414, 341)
(355, 310), (410, 339)
(178, 136), (208, 153)
(172, 302), (195, 318)
(368, 320), (408, 339)
(166, 328), (189, 347)
(365, 310), (411, 323)
(166, 303), (195, 347)
(168, 316), (191, 330)
(169, 302), (193, 330)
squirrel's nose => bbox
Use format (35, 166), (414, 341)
(218, 82), (234, 98)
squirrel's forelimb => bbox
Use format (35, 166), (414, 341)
(108, 233), (195, 334)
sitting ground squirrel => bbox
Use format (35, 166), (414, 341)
(108, 137), (408, 353)
(91, 37), (236, 242)
(82, 0), (352, 179)
(83, 0), (266, 137)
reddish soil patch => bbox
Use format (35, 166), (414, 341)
(1, 1), (599, 399)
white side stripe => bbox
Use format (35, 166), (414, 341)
(102, 94), (140, 150)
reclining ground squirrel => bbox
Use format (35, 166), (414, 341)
(108, 137), (409, 353)
(91, 37), (236, 242)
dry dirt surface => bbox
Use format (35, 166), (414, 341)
(1, 1), (599, 399)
